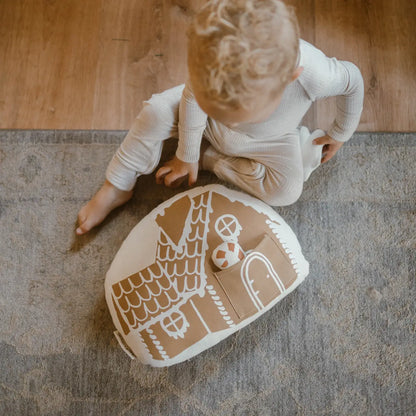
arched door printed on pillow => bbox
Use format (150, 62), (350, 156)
(241, 251), (286, 313)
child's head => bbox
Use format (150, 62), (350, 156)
(187, 0), (300, 126)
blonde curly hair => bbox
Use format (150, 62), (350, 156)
(187, 0), (300, 110)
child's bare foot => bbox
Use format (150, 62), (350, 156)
(76, 180), (133, 235)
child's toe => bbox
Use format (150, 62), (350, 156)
(76, 220), (90, 235)
(77, 205), (88, 222)
(75, 212), (93, 235)
(76, 223), (86, 235)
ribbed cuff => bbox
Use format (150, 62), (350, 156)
(328, 123), (354, 142)
(176, 130), (202, 163)
(105, 155), (138, 191)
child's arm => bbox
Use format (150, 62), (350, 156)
(324, 60), (364, 143)
(156, 81), (208, 187)
(299, 41), (364, 161)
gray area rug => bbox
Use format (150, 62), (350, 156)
(0, 130), (415, 416)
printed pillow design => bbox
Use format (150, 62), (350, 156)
(105, 185), (309, 367)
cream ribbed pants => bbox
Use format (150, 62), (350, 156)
(106, 84), (324, 206)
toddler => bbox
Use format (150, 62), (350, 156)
(76, 0), (364, 235)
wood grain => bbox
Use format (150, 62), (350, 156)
(287, 0), (316, 129)
(0, 0), (101, 128)
(0, 0), (415, 130)
(313, 0), (416, 132)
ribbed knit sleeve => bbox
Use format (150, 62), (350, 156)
(175, 81), (208, 163)
(298, 41), (364, 142)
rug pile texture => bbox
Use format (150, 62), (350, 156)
(0, 131), (415, 415)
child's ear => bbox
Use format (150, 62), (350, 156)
(291, 66), (304, 82)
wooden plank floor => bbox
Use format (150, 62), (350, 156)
(0, 0), (415, 131)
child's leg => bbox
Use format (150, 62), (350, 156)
(298, 127), (325, 181)
(76, 85), (184, 234)
(106, 84), (185, 191)
(201, 130), (305, 206)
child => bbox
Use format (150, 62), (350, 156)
(76, 0), (364, 235)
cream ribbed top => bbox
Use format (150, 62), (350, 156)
(176, 40), (364, 164)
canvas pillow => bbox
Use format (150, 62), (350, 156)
(105, 184), (309, 367)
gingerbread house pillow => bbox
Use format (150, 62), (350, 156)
(105, 185), (309, 367)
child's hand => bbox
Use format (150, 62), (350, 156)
(155, 156), (199, 188)
(313, 134), (344, 164)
